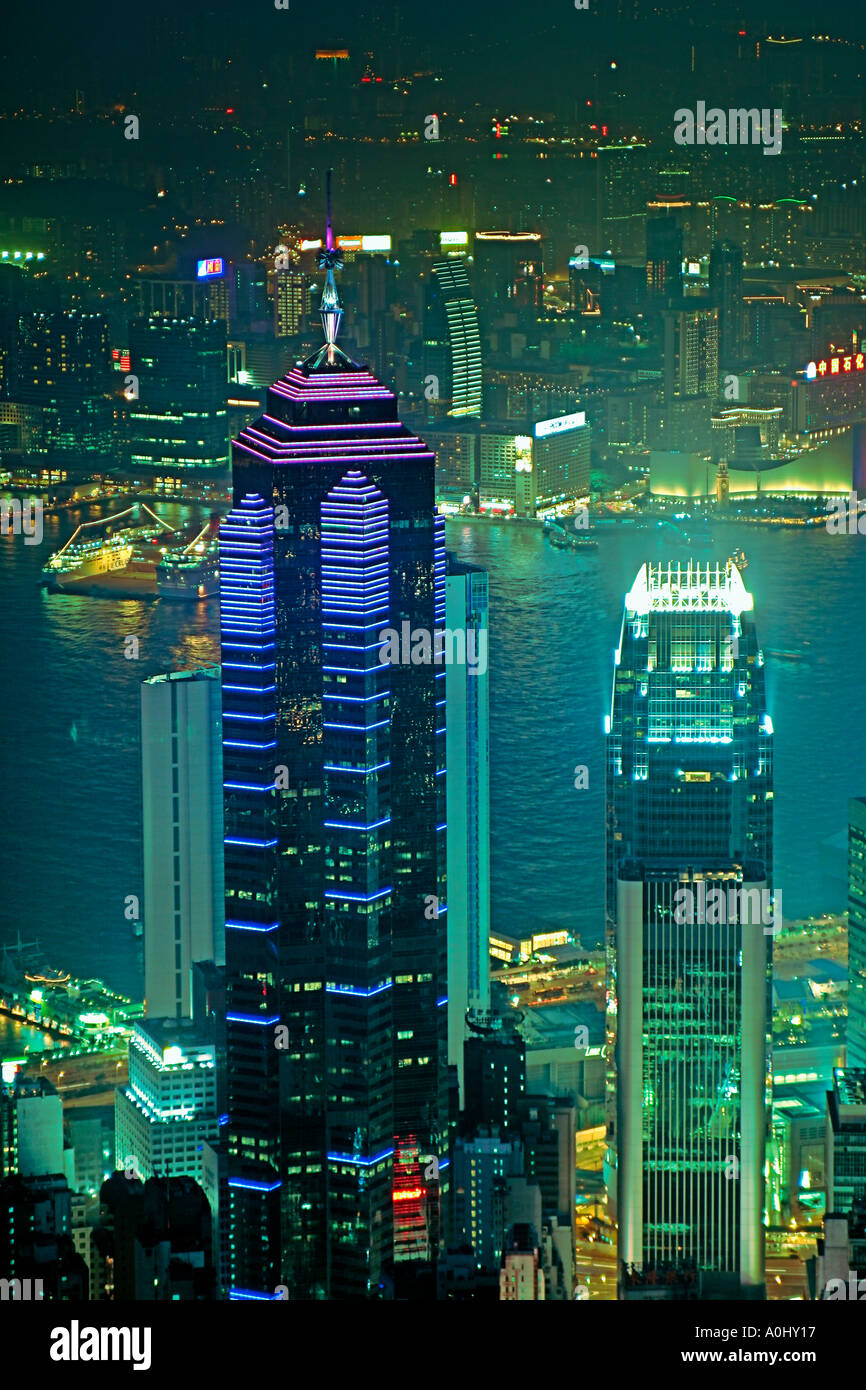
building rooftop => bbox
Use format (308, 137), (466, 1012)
(625, 559), (753, 616)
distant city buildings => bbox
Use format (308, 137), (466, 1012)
(473, 232), (544, 313)
(15, 310), (112, 459)
(646, 215), (683, 303)
(428, 411), (590, 514)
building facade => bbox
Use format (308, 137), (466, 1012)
(222, 240), (447, 1300)
(607, 560), (773, 1299)
(128, 316), (229, 472)
(423, 259), (482, 418)
(445, 556), (491, 1106)
(115, 1018), (219, 1184)
(141, 668), (225, 1020)
(848, 798), (866, 1069)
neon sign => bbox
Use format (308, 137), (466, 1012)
(197, 258), (224, 278)
(535, 411), (586, 438)
(805, 352), (865, 380)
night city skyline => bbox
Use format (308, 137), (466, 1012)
(1, 0), (866, 1359)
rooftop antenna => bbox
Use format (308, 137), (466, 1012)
(316, 168), (344, 362)
(325, 167), (334, 254)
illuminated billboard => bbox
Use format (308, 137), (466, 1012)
(440, 231), (469, 246)
(535, 412), (586, 439)
(805, 352), (865, 380)
(332, 235), (391, 253)
(197, 258), (225, 278)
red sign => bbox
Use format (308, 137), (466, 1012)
(806, 352), (865, 379)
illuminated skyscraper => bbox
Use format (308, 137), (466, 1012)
(607, 561), (773, 1299)
(115, 1018), (219, 1183)
(222, 198), (447, 1300)
(141, 668), (225, 1020)
(445, 555), (490, 1106)
(273, 265), (308, 338)
(663, 304), (720, 403)
(128, 316), (229, 473)
(423, 259), (482, 418)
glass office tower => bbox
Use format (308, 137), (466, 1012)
(445, 555), (491, 1109)
(423, 259), (483, 419)
(848, 799), (866, 1069)
(607, 560), (773, 1299)
(222, 230), (447, 1300)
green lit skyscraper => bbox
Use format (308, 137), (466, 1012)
(847, 799), (866, 1068)
(607, 560), (773, 1299)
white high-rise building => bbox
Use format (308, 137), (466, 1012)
(141, 667), (224, 1019)
(115, 1018), (219, 1182)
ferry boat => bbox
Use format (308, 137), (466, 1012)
(544, 520), (599, 551)
(157, 516), (220, 599)
(42, 504), (175, 583)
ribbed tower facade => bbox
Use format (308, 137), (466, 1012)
(424, 259), (482, 418)
(606, 560), (773, 1300)
(222, 232), (447, 1299)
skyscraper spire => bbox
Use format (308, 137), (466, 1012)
(316, 168), (344, 362)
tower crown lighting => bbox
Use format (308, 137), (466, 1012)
(625, 559), (753, 616)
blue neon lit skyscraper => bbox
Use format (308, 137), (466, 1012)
(221, 196), (447, 1299)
